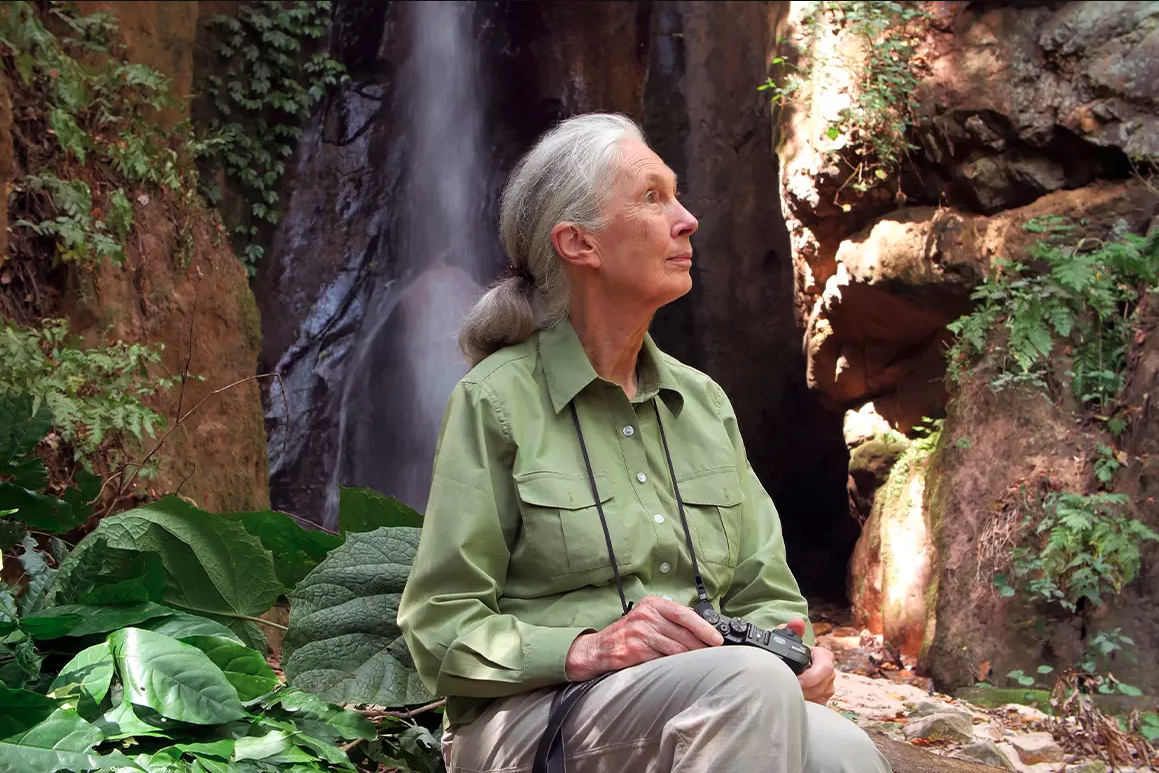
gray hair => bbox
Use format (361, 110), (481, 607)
(458, 112), (645, 366)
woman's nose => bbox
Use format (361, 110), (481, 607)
(672, 199), (698, 237)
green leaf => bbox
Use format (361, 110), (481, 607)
(266, 687), (375, 741)
(182, 636), (277, 703)
(17, 535), (56, 616)
(825, 125), (841, 141)
(109, 627), (246, 725)
(0, 485), (86, 534)
(0, 708), (103, 773)
(142, 611), (244, 643)
(284, 526), (431, 707)
(220, 509), (341, 589)
(23, 602), (173, 639)
(1117, 683), (1143, 697)
(0, 520), (27, 553)
(48, 642), (115, 719)
(1036, 665), (1054, 675)
(0, 684), (60, 738)
(53, 497), (284, 650)
(338, 487), (423, 535)
(234, 730), (293, 761)
(0, 389), (53, 466)
(94, 688), (175, 742)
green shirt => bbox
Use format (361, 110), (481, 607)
(397, 319), (812, 726)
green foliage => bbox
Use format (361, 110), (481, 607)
(761, 1), (927, 193)
(947, 217), (1159, 412)
(1007, 491), (1158, 614)
(879, 417), (941, 505)
(0, 322), (176, 467)
(338, 486), (425, 535)
(1, 1), (209, 274)
(283, 526), (431, 708)
(0, 418), (441, 771)
(200, 1), (347, 275)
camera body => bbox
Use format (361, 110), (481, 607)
(692, 600), (813, 675)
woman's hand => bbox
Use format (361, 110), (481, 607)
(565, 595), (724, 681)
(784, 618), (836, 704)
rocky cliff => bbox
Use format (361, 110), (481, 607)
(775, 0), (1159, 695)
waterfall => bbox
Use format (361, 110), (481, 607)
(326, 0), (486, 525)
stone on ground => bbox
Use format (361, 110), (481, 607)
(952, 740), (1015, 770)
(1008, 732), (1064, 765)
(903, 712), (975, 744)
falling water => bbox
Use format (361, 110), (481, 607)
(326, 0), (486, 525)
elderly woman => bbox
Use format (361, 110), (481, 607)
(397, 113), (890, 773)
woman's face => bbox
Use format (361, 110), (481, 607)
(588, 139), (699, 310)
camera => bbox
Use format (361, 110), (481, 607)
(692, 601), (813, 675)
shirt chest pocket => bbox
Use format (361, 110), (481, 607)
(514, 471), (634, 576)
(677, 467), (743, 568)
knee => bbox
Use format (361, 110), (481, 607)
(694, 647), (804, 713)
(805, 704), (892, 773)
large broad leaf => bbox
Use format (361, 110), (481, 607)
(143, 611), (243, 643)
(182, 636), (278, 703)
(110, 627), (246, 725)
(220, 509), (342, 589)
(23, 602), (173, 639)
(0, 708), (103, 773)
(0, 520), (27, 554)
(283, 526), (431, 707)
(50, 538), (166, 606)
(48, 642), (115, 719)
(94, 687), (176, 742)
(52, 497), (284, 650)
(0, 684), (59, 738)
(0, 389), (53, 467)
(338, 487), (424, 535)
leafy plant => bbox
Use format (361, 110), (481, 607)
(947, 217), (1159, 413)
(762, 1), (927, 194)
(1, 1), (210, 280)
(199, 1), (348, 274)
(0, 323), (177, 467)
(1007, 491), (1158, 614)
(0, 394), (444, 771)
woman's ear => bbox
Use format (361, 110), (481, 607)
(551, 222), (600, 269)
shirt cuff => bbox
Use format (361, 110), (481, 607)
(521, 626), (596, 686)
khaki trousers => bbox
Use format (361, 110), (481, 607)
(445, 647), (893, 773)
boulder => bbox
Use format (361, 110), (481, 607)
(903, 712), (975, 744)
(1008, 732), (1065, 766)
(952, 741), (1016, 770)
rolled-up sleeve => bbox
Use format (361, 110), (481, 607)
(712, 384), (814, 645)
(397, 379), (592, 700)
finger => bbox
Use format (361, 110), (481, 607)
(785, 617), (807, 638)
(641, 617), (713, 656)
(654, 599), (725, 646)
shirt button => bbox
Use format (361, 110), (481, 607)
(622, 426), (635, 437)
(636, 472), (647, 483)
(653, 513), (665, 524)
(662, 594), (673, 601)
(660, 562), (671, 573)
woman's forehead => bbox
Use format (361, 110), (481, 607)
(617, 140), (677, 188)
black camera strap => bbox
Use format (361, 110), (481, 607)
(568, 399), (710, 611)
(534, 399), (710, 773)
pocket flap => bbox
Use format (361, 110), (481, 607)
(515, 471), (612, 509)
(678, 467), (744, 507)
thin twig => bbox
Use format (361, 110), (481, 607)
(175, 289), (199, 422)
(355, 699), (446, 720)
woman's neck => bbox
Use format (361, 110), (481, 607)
(569, 305), (652, 399)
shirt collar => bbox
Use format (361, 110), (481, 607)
(538, 318), (685, 415)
